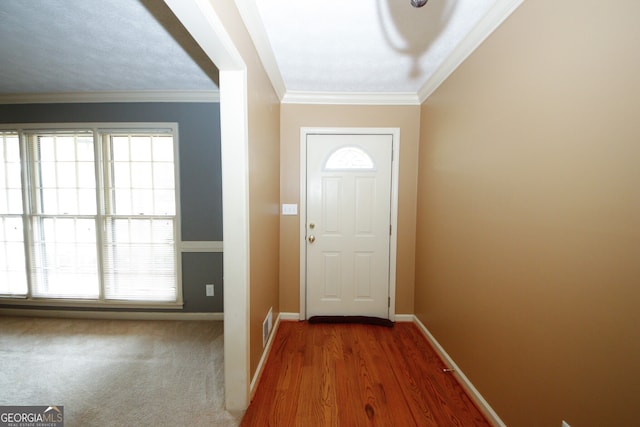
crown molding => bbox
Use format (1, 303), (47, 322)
(282, 91), (420, 106)
(0, 90), (220, 104)
(418, 0), (525, 103)
(235, 0), (286, 100)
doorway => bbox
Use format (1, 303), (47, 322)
(299, 128), (400, 320)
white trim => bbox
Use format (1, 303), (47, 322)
(299, 128), (307, 320)
(250, 312), (284, 397)
(299, 127), (400, 321)
(393, 314), (415, 323)
(234, 0), (286, 100)
(180, 241), (224, 252)
(411, 315), (506, 427)
(418, 0), (525, 103)
(163, 0), (250, 412)
(0, 298), (183, 310)
(278, 312), (301, 321)
(0, 122), (179, 132)
(283, 91), (420, 106)
(388, 130), (400, 323)
(0, 308), (222, 321)
(173, 126), (184, 306)
(218, 68), (251, 412)
(0, 91), (220, 104)
(164, 0), (244, 71)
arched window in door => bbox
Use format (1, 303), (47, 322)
(324, 146), (375, 170)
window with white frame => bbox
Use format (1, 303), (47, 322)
(0, 126), (179, 305)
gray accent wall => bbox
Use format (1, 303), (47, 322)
(0, 102), (223, 313)
(181, 252), (223, 312)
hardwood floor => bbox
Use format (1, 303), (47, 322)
(241, 321), (490, 427)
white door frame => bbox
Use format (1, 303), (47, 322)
(299, 127), (400, 321)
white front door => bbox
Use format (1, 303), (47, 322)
(305, 133), (393, 318)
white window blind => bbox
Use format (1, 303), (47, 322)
(0, 127), (178, 305)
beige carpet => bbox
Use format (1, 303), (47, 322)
(0, 316), (241, 426)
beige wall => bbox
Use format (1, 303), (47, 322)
(247, 81), (280, 379)
(415, 0), (640, 425)
(210, 0), (281, 379)
(280, 104), (420, 315)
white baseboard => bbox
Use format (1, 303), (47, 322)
(411, 315), (505, 427)
(278, 312), (300, 321)
(0, 308), (223, 321)
(394, 314), (415, 322)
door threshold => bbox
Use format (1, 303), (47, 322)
(308, 315), (394, 327)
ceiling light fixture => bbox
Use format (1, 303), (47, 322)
(410, 0), (428, 7)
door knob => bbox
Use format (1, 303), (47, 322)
(308, 235), (316, 243)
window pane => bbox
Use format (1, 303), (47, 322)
(4, 135), (21, 162)
(4, 190), (23, 214)
(38, 137), (55, 161)
(154, 190), (176, 215)
(58, 189), (79, 214)
(41, 189), (58, 213)
(78, 189), (97, 215)
(114, 189), (132, 214)
(40, 162), (57, 187)
(57, 162), (77, 187)
(0, 217), (27, 296)
(152, 136), (174, 162)
(130, 136), (152, 161)
(31, 217), (99, 299)
(112, 136), (130, 161)
(131, 190), (153, 215)
(1, 133), (23, 215)
(153, 163), (175, 189)
(76, 135), (95, 161)
(113, 162), (131, 188)
(77, 162), (95, 188)
(55, 136), (76, 161)
(131, 162), (153, 188)
(6, 163), (22, 188)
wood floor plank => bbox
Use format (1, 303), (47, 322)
(391, 323), (455, 423)
(241, 321), (490, 427)
(392, 323), (490, 426)
(335, 325), (403, 426)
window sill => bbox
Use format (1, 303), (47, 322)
(0, 297), (184, 310)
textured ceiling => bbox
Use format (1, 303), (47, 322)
(0, 0), (521, 102)
(0, 0), (218, 95)
(253, 0), (497, 94)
